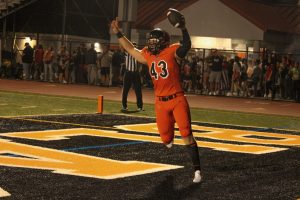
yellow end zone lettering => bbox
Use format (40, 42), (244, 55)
(2, 127), (289, 154)
(115, 123), (300, 146)
(115, 123), (299, 154)
(0, 139), (182, 179)
(192, 126), (300, 146)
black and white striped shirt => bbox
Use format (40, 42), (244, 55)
(124, 52), (138, 72)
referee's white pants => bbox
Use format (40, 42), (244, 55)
(87, 64), (97, 85)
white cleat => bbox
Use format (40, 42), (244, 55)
(193, 170), (202, 183)
(166, 140), (173, 148)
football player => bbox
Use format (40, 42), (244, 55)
(111, 10), (202, 183)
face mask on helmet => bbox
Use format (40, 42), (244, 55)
(147, 28), (170, 55)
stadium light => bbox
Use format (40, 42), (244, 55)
(248, 47), (254, 52)
(25, 37), (31, 43)
(94, 42), (100, 48)
(191, 36), (232, 50)
(94, 42), (101, 52)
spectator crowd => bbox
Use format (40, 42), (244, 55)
(0, 44), (299, 103)
(181, 49), (300, 102)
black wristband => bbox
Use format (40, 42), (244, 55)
(116, 31), (124, 38)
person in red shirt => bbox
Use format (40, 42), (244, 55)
(182, 60), (193, 92)
(34, 44), (44, 80)
(111, 12), (202, 183)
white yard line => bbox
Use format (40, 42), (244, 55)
(21, 106), (37, 109)
(52, 109), (66, 111)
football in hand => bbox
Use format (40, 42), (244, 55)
(167, 8), (185, 28)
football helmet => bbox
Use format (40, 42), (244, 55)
(147, 28), (170, 55)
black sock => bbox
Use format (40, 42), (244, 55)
(186, 142), (201, 171)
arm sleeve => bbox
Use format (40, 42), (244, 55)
(176, 28), (191, 59)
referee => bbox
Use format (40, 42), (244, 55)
(121, 43), (143, 111)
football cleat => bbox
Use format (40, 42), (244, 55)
(193, 170), (202, 183)
(166, 140), (173, 148)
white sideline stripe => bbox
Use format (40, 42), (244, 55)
(0, 187), (11, 197)
(52, 109), (66, 111)
(21, 106), (37, 109)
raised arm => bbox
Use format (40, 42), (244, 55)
(167, 8), (191, 62)
(175, 27), (191, 60)
(111, 18), (147, 65)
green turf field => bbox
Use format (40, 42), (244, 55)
(1, 90), (300, 130)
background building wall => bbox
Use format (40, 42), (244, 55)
(155, 0), (264, 43)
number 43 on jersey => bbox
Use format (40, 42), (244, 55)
(150, 60), (169, 80)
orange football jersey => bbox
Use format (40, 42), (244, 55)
(141, 44), (183, 97)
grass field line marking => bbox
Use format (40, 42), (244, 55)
(21, 106), (37, 109)
(0, 90), (95, 101)
(62, 141), (146, 151)
(0, 187), (11, 197)
(52, 109), (66, 111)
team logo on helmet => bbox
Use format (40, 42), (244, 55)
(147, 28), (170, 55)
